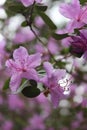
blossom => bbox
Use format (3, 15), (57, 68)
(70, 30), (87, 59)
(5, 46), (42, 92)
(13, 28), (35, 44)
(59, 0), (87, 30)
(35, 38), (59, 61)
(29, 114), (45, 130)
(40, 62), (67, 108)
(20, 0), (42, 7)
(8, 95), (24, 110)
(1, 120), (13, 130)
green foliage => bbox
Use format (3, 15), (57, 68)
(74, 28), (80, 35)
(38, 12), (57, 30)
(29, 79), (37, 87)
(56, 60), (67, 69)
(79, 0), (87, 5)
(21, 21), (28, 27)
(22, 86), (40, 98)
(61, 48), (70, 55)
(3, 78), (10, 90)
(35, 4), (48, 12)
(52, 33), (69, 40)
(4, 0), (26, 16)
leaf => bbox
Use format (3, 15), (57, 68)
(3, 78), (10, 90)
(61, 48), (70, 55)
(74, 28), (80, 35)
(22, 86), (40, 98)
(56, 61), (67, 69)
(52, 33), (69, 40)
(35, 4), (48, 12)
(38, 12), (57, 30)
(79, 0), (87, 5)
(29, 79), (37, 87)
(4, 0), (30, 17)
(21, 21), (28, 27)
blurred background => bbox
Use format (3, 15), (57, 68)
(0, 0), (87, 130)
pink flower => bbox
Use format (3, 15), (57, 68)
(8, 95), (24, 110)
(35, 39), (59, 61)
(35, 43), (50, 61)
(29, 114), (45, 130)
(20, 0), (42, 7)
(40, 62), (67, 108)
(70, 30), (87, 59)
(13, 28), (35, 44)
(5, 46), (42, 92)
(59, 0), (87, 30)
(1, 120), (13, 130)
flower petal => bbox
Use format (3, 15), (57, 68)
(43, 62), (54, 78)
(21, 0), (34, 7)
(13, 46), (28, 61)
(59, 0), (81, 20)
(10, 74), (21, 92)
(50, 87), (65, 108)
(22, 69), (39, 81)
(53, 69), (66, 81)
(28, 53), (42, 68)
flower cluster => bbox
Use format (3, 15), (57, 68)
(1, 0), (87, 110)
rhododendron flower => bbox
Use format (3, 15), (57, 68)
(35, 43), (50, 61)
(35, 39), (59, 61)
(13, 28), (35, 44)
(59, 0), (87, 30)
(40, 62), (67, 108)
(70, 30), (87, 59)
(20, 0), (42, 7)
(5, 46), (42, 92)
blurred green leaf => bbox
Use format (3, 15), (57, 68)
(74, 28), (80, 35)
(61, 48), (70, 55)
(35, 4), (48, 12)
(79, 0), (87, 5)
(22, 86), (40, 98)
(29, 79), (37, 87)
(52, 33), (69, 40)
(56, 60), (67, 69)
(38, 12), (57, 30)
(3, 78), (10, 90)
(21, 21), (28, 27)
(4, 0), (30, 17)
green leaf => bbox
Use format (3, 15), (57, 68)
(38, 12), (57, 30)
(79, 0), (87, 5)
(3, 78), (10, 90)
(52, 33), (69, 40)
(74, 28), (80, 35)
(22, 86), (40, 98)
(29, 79), (37, 87)
(21, 21), (28, 27)
(4, 0), (29, 17)
(35, 4), (48, 12)
(56, 60), (67, 69)
(61, 48), (70, 55)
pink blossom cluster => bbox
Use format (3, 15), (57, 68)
(0, 0), (87, 114)
(0, 0), (87, 129)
